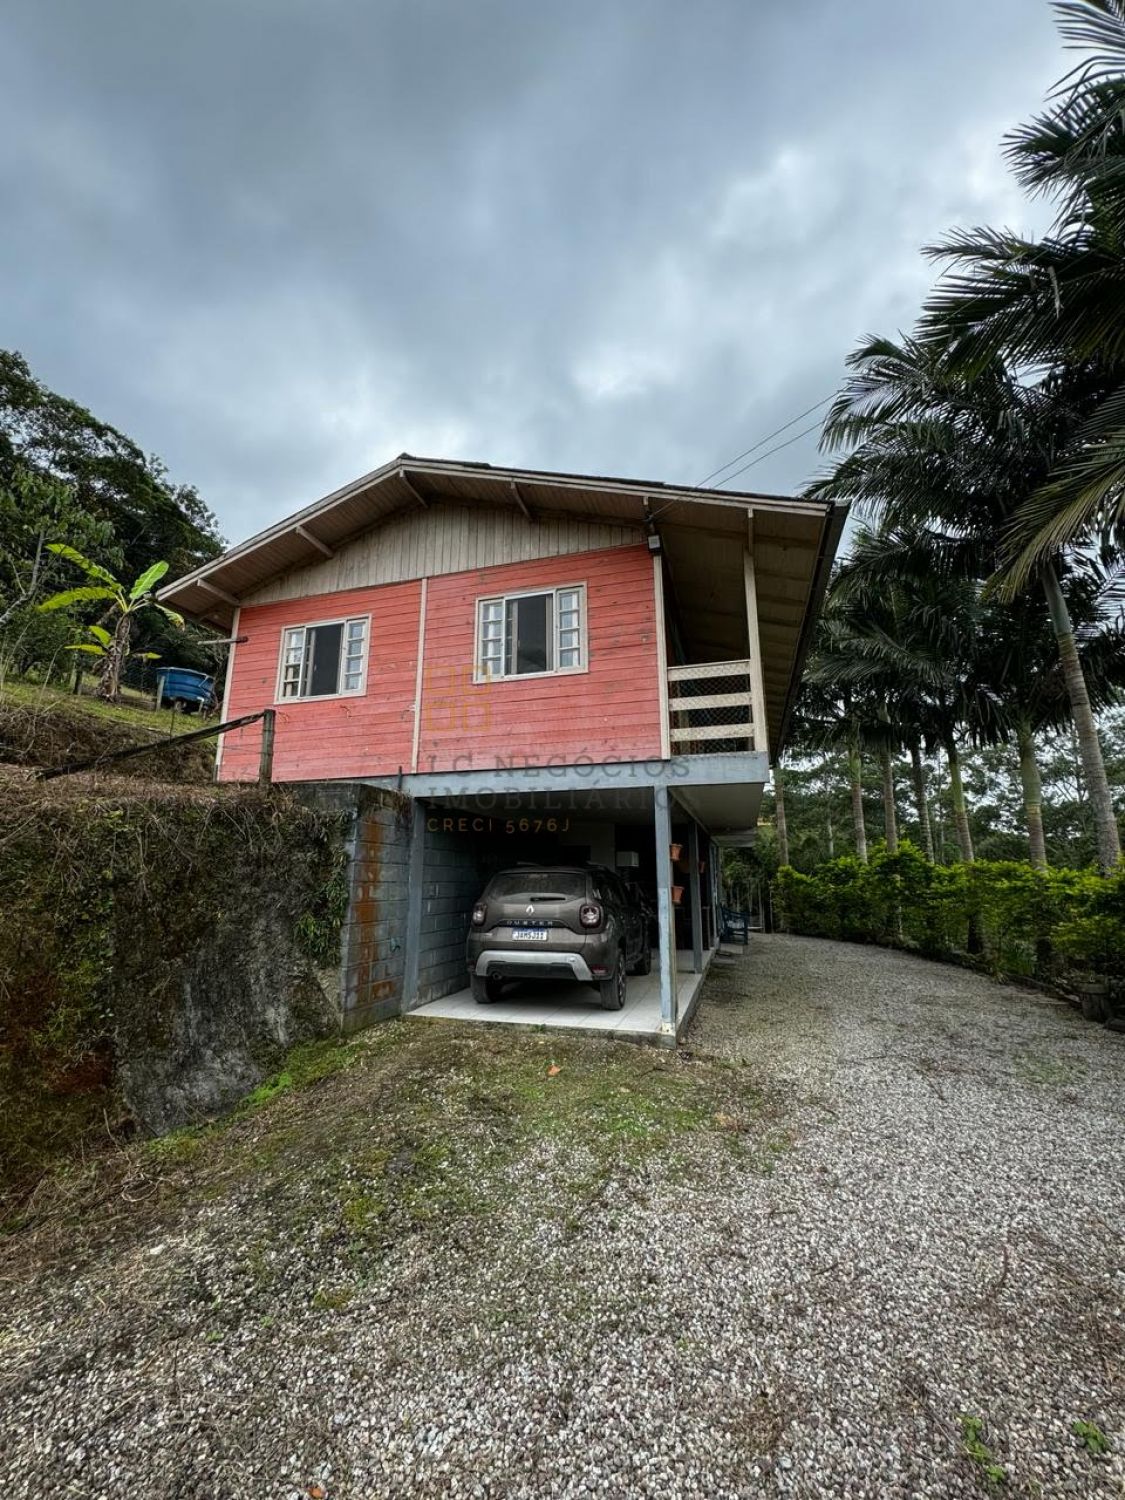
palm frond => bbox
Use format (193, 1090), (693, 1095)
(994, 377), (1125, 590)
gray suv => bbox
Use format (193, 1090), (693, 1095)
(466, 864), (652, 1009)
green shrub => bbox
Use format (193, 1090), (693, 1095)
(774, 847), (1120, 989)
(1053, 913), (1125, 980)
(0, 603), (76, 681)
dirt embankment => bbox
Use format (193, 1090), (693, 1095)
(0, 691), (215, 782)
(0, 775), (351, 1216)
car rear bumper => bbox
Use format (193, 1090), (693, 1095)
(473, 949), (595, 983)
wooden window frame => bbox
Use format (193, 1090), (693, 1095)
(473, 583), (588, 684)
(274, 614), (371, 704)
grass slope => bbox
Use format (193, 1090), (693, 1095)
(0, 676), (214, 779)
(2, 1019), (779, 1254)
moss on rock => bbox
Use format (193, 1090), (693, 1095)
(0, 781), (351, 1208)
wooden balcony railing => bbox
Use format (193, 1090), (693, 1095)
(667, 658), (760, 755)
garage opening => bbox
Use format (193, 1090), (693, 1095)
(406, 787), (720, 1042)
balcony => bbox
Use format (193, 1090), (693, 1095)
(667, 658), (762, 756)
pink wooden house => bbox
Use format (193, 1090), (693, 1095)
(161, 456), (844, 1041)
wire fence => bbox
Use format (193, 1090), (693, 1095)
(667, 660), (757, 756)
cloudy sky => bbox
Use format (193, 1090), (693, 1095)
(2, 1), (1065, 543)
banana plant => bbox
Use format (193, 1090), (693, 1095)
(38, 544), (185, 701)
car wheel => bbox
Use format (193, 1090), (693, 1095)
(597, 950), (627, 1010)
(631, 945), (652, 976)
(471, 973), (503, 1004)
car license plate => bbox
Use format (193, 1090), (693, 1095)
(512, 928), (549, 941)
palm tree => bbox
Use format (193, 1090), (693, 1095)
(773, 762), (791, 867)
(824, 523), (1125, 868)
(908, 740), (936, 861)
(38, 545), (184, 700)
(921, 0), (1125, 589)
(811, 540), (998, 865)
(780, 703), (847, 865)
(812, 335), (1123, 871)
(794, 666), (875, 863)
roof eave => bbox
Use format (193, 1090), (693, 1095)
(157, 455), (833, 609)
(772, 500), (849, 762)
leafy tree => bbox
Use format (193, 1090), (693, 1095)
(0, 351), (221, 584)
(38, 547), (185, 701)
(0, 351), (224, 680)
(0, 464), (116, 624)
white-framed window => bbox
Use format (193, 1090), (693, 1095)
(475, 584), (586, 681)
(277, 616), (369, 701)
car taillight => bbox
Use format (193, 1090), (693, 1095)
(471, 904), (487, 926)
(579, 903), (603, 928)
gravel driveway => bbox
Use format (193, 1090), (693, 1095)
(2, 934), (1124, 1498)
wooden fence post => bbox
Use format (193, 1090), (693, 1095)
(258, 709), (276, 786)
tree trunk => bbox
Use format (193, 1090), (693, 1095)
(1042, 563), (1121, 873)
(1016, 720), (1048, 871)
(99, 614), (130, 702)
(881, 746), (898, 853)
(945, 738), (974, 864)
(824, 768), (835, 860)
(932, 761), (948, 864)
(847, 741), (868, 864)
(774, 764), (790, 868)
(0, 528), (46, 631)
(910, 741), (934, 861)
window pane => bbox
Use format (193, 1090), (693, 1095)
(512, 593), (551, 674)
(347, 619), (365, 640)
(557, 588), (582, 671)
(281, 629), (305, 697)
(307, 622), (343, 696)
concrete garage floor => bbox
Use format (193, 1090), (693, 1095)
(408, 947), (715, 1042)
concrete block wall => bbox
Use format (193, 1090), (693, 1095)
(295, 782), (413, 1030)
(415, 824), (493, 1002)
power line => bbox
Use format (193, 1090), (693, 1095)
(647, 393), (833, 524)
(711, 418), (826, 490)
(694, 393), (834, 488)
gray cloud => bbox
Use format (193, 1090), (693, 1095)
(1, 0), (1062, 542)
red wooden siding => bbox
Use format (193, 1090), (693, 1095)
(217, 543), (661, 782)
(218, 580), (422, 782)
(417, 545), (661, 771)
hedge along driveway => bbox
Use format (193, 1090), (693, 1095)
(774, 839), (1125, 986)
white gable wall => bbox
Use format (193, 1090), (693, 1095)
(243, 503), (643, 604)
